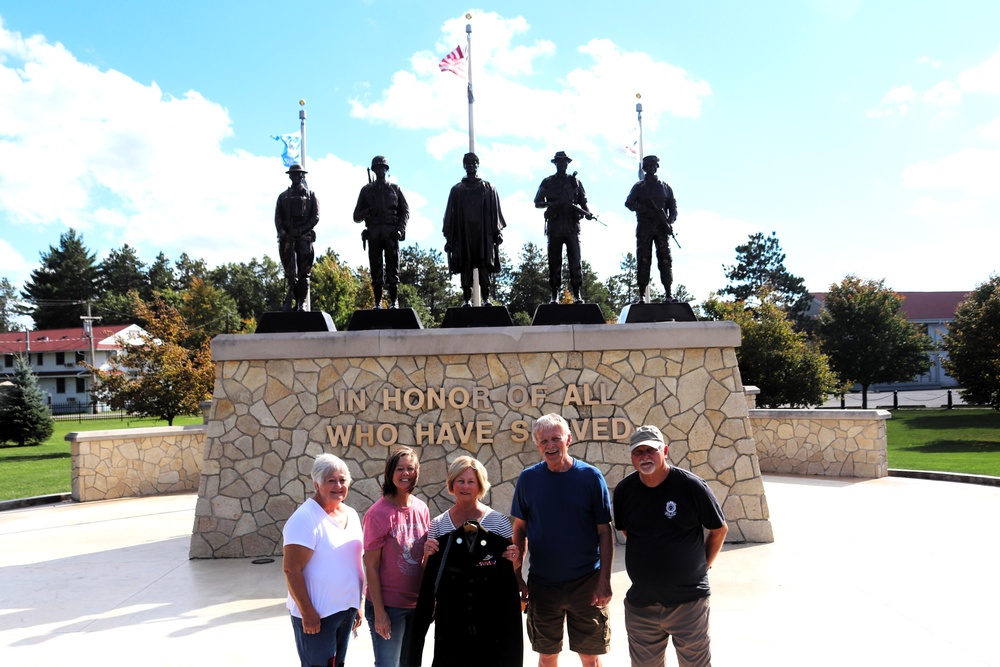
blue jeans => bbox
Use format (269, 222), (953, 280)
(290, 607), (356, 667)
(364, 599), (416, 667)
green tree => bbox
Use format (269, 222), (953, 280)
(21, 229), (99, 329)
(942, 276), (1000, 409)
(399, 244), (455, 326)
(605, 253), (640, 314)
(0, 277), (21, 332)
(704, 291), (837, 407)
(209, 257), (284, 321)
(507, 242), (549, 322)
(90, 294), (214, 425)
(817, 276), (934, 408)
(180, 278), (242, 344)
(311, 251), (362, 330)
(0, 355), (55, 446)
(721, 231), (812, 324)
(175, 253), (208, 290)
(146, 252), (176, 297)
(95, 244), (149, 322)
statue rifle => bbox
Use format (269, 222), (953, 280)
(654, 207), (682, 248)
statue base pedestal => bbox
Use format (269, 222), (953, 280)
(531, 303), (606, 326)
(618, 302), (698, 323)
(346, 308), (423, 331)
(255, 311), (336, 333)
(441, 305), (514, 328)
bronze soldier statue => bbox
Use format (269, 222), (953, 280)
(274, 164), (319, 311)
(625, 155), (677, 303)
(353, 156), (409, 309)
(443, 153), (506, 307)
(534, 151), (593, 304)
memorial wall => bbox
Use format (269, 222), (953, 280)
(189, 321), (774, 558)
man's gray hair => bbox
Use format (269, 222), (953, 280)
(311, 453), (351, 485)
(532, 413), (570, 440)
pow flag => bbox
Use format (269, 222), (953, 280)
(270, 133), (301, 167)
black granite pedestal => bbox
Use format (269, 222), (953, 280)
(618, 301), (698, 323)
(440, 305), (515, 328)
(255, 311), (336, 333)
(345, 308), (423, 331)
(531, 302), (606, 326)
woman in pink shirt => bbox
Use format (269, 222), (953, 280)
(362, 446), (430, 667)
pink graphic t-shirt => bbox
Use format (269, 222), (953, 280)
(362, 496), (430, 609)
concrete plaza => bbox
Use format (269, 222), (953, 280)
(2, 474), (997, 666)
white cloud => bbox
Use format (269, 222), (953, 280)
(906, 196), (980, 218)
(978, 117), (1000, 140)
(958, 50), (1000, 94)
(350, 14), (710, 167)
(0, 20), (390, 280)
(901, 149), (1000, 197)
(867, 85), (915, 117)
(923, 81), (962, 107)
(918, 56), (942, 69)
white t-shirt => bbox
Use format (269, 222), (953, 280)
(283, 498), (364, 618)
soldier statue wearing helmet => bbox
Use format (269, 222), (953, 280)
(353, 155), (410, 309)
(625, 155), (678, 303)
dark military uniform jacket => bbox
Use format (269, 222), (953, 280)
(405, 521), (523, 667)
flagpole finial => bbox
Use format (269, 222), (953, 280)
(636, 93), (641, 99)
(465, 12), (472, 19)
(299, 99), (306, 106)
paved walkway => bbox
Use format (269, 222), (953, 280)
(2, 474), (998, 666)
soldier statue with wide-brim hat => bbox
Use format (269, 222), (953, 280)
(534, 151), (593, 303)
(274, 163), (319, 311)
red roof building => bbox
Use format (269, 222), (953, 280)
(1, 324), (146, 411)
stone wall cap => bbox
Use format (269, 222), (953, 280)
(750, 409), (892, 421)
(211, 321), (741, 361)
(65, 424), (207, 442)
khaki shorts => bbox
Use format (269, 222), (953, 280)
(526, 570), (611, 655)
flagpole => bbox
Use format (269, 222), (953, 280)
(636, 94), (643, 181)
(466, 13), (481, 306)
(299, 99), (307, 168)
(466, 14), (475, 153)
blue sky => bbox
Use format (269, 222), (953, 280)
(1, 1), (998, 311)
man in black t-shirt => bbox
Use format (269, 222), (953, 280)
(613, 425), (728, 667)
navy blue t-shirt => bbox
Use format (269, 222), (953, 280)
(613, 466), (725, 606)
(511, 459), (612, 586)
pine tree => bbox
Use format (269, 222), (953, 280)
(0, 355), (54, 446)
(721, 231), (812, 324)
(21, 229), (99, 329)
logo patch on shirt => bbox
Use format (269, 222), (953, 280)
(664, 500), (677, 519)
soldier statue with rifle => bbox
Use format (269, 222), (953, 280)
(625, 155), (679, 303)
(274, 163), (319, 311)
(353, 155), (409, 309)
(534, 151), (596, 304)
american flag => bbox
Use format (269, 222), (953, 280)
(439, 45), (467, 79)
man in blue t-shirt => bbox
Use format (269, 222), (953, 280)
(613, 425), (728, 667)
(512, 413), (613, 667)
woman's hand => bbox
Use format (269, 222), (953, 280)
(502, 543), (519, 563)
(423, 537), (440, 558)
(374, 606), (392, 640)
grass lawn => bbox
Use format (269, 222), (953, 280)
(886, 409), (1000, 477)
(0, 415), (203, 502)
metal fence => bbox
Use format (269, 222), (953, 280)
(47, 402), (136, 421)
(821, 389), (971, 410)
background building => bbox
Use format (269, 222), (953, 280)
(0, 324), (144, 412)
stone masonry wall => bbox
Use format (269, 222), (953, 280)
(751, 409), (890, 478)
(68, 426), (205, 502)
(189, 322), (774, 558)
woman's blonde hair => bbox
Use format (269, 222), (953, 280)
(445, 456), (490, 500)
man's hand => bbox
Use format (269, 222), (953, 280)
(592, 578), (613, 608)
(496, 233), (504, 245)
